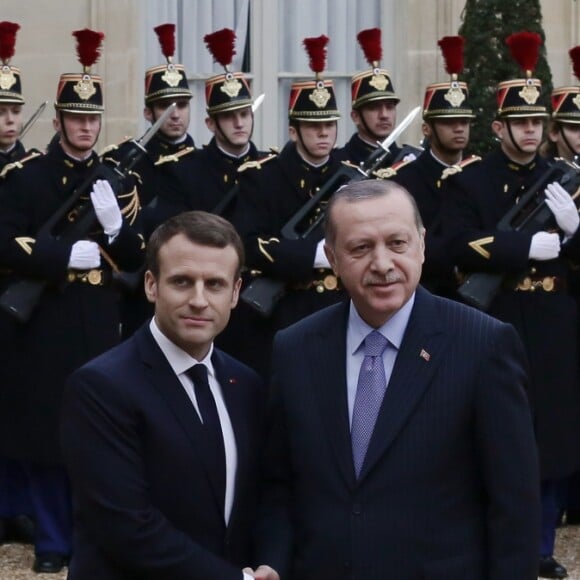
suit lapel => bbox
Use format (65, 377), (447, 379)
(308, 302), (357, 488)
(135, 326), (225, 518)
(359, 288), (450, 480)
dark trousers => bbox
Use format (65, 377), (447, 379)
(24, 462), (72, 556)
(541, 479), (561, 557)
(0, 456), (33, 518)
(563, 469), (580, 511)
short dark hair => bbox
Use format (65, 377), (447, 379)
(324, 179), (424, 246)
(146, 211), (245, 278)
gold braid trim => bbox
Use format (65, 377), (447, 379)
(257, 237), (279, 263)
(119, 185), (140, 226)
(468, 236), (494, 260)
(0, 151), (42, 179)
(154, 147), (195, 166)
(238, 153), (277, 173)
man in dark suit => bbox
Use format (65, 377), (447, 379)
(61, 211), (277, 579)
(256, 179), (540, 579)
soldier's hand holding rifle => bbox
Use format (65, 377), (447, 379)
(90, 179), (123, 238)
(545, 181), (580, 238)
(528, 232), (561, 261)
(68, 240), (101, 269)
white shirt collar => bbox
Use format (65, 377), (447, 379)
(348, 292), (416, 355)
(149, 318), (215, 379)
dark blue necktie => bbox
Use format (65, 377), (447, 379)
(351, 331), (389, 477)
(186, 364), (226, 506)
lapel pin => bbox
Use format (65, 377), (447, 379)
(229, 378), (237, 384)
(419, 349), (431, 362)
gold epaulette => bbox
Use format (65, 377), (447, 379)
(238, 153), (277, 173)
(154, 146), (195, 166)
(373, 158), (415, 180)
(117, 185), (141, 226)
(441, 155), (482, 180)
(340, 160), (362, 171)
(0, 150), (42, 179)
(99, 136), (132, 157)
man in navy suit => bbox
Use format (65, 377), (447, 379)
(256, 180), (541, 579)
(61, 211), (277, 579)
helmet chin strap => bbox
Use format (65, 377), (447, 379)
(213, 111), (254, 150)
(505, 119), (525, 156)
(58, 111), (99, 154)
(295, 124), (317, 161)
(359, 110), (382, 143)
(559, 124), (577, 160)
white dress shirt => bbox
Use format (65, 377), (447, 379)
(149, 319), (238, 525)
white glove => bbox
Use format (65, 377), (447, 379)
(528, 231), (561, 261)
(545, 181), (580, 238)
(68, 240), (101, 269)
(90, 179), (123, 237)
(314, 239), (331, 268)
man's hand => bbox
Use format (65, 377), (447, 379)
(545, 181), (580, 237)
(90, 179), (123, 237)
(528, 231), (561, 261)
(242, 565), (280, 580)
(68, 240), (101, 269)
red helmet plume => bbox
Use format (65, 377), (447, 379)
(72, 28), (105, 71)
(569, 46), (580, 82)
(506, 31), (542, 75)
(303, 35), (329, 76)
(357, 28), (382, 66)
(438, 36), (464, 77)
(154, 23), (176, 61)
(204, 28), (237, 69)
(0, 21), (20, 64)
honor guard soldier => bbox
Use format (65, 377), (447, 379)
(336, 27), (419, 167)
(0, 22), (36, 176)
(544, 46), (580, 531)
(0, 29), (144, 574)
(196, 28), (268, 218)
(541, 46), (580, 163)
(382, 36), (477, 298)
(0, 20), (36, 549)
(116, 23), (195, 338)
(443, 31), (580, 580)
(122, 23), (195, 216)
(231, 35), (344, 379)
(149, 27), (269, 233)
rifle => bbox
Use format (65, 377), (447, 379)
(282, 106), (422, 240)
(241, 106), (421, 317)
(457, 158), (580, 310)
(20, 101), (48, 140)
(0, 103), (177, 323)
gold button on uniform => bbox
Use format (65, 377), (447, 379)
(323, 274), (338, 290)
(87, 269), (102, 285)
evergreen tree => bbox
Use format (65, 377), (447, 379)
(459, 0), (553, 155)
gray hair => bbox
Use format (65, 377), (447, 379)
(324, 179), (424, 246)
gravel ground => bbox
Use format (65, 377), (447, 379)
(0, 525), (578, 579)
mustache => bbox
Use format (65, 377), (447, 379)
(363, 272), (402, 285)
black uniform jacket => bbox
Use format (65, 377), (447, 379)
(0, 142), (144, 462)
(443, 148), (580, 479)
(388, 149), (459, 297)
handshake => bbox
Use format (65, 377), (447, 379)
(242, 565), (279, 579)
(528, 182), (580, 261)
(67, 180), (123, 270)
